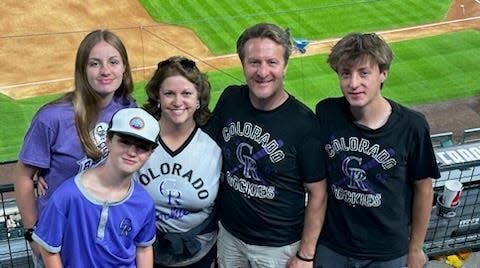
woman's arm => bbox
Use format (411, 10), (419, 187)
(14, 161), (38, 229)
(14, 162), (45, 255)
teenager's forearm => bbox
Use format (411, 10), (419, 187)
(409, 178), (433, 252)
(136, 246), (154, 268)
(14, 162), (39, 228)
(41, 249), (63, 268)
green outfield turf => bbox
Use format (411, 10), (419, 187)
(2, 0), (479, 162)
(139, 0), (451, 55)
(2, 30), (479, 162)
(206, 30), (480, 108)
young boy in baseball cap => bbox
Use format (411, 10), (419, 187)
(32, 108), (160, 267)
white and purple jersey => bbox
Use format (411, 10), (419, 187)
(134, 127), (221, 266)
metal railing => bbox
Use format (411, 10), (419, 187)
(430, 131), (454, 148)
(1, 159), (480, 264)
(0, 182), (33, 268)
(460, 127), (480, 144)
(425, 160), (480, 256)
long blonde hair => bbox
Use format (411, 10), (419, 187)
(51, 29), (134, 160)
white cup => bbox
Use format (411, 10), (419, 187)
(442, 180), (462, 208)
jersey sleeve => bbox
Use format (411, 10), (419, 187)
(201, 114), (219, 143)
(18, 108), (56, 169)
(32, 193), (66, 253)
(409, 120), (441, 181)
(298, 118), (327, 183)
(135, 201), (156, 247)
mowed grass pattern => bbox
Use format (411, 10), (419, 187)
(2, 1), (480, 161)
(205, 31), (480, 110)
(386, 31), (480, 104)
(139, 0), (451, 54)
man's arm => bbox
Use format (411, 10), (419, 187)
(136, 245), (153, 268)
(288, 179), (327, 268)
(408, 178), (433, 268)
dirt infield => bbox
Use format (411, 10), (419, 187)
(0, 0), (214, 99)
(0, 0), (480, 184)
(0, 0), (479, 99)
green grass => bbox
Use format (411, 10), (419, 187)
(385, 31), (480, 104)
(2, 0), (479, 162)
(206, 30), (480, 109)
(2, 30), (479, 162)
(139, 0), (451, 55)
(1, 93), (60, 162)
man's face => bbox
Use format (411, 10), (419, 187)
(242, 37), (288, 110)
(337, 59), (387, 109)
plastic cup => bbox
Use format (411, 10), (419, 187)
(442, 180), (462, 208)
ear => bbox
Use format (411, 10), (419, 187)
(106, 135), (112, 149)
(283, 63), (289, 77)
(380, 70), (388, 83)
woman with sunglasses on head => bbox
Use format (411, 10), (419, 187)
(134, 56), (221, 268)
(14, 29), (136, 267)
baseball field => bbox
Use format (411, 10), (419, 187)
(0, 0), (479, 163)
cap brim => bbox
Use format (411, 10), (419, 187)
(109, 130), (158, 148)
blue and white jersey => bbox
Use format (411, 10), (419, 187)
(33, 173), (156, 267)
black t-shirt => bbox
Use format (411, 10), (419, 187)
(212, 85), (324, 246)
(316, 97), (440, 260)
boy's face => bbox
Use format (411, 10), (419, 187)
(107, 134), (153, 174)
(337, 58), (387, 109)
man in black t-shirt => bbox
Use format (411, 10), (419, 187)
(209, 23), (327, 268)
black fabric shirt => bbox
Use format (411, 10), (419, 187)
(316, 97), (440, 260)
(211, 85), (324, 246)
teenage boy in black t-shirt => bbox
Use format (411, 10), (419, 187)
(314, 32), (440, 268)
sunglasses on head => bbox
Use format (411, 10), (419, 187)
(157, 57), (197, 71)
